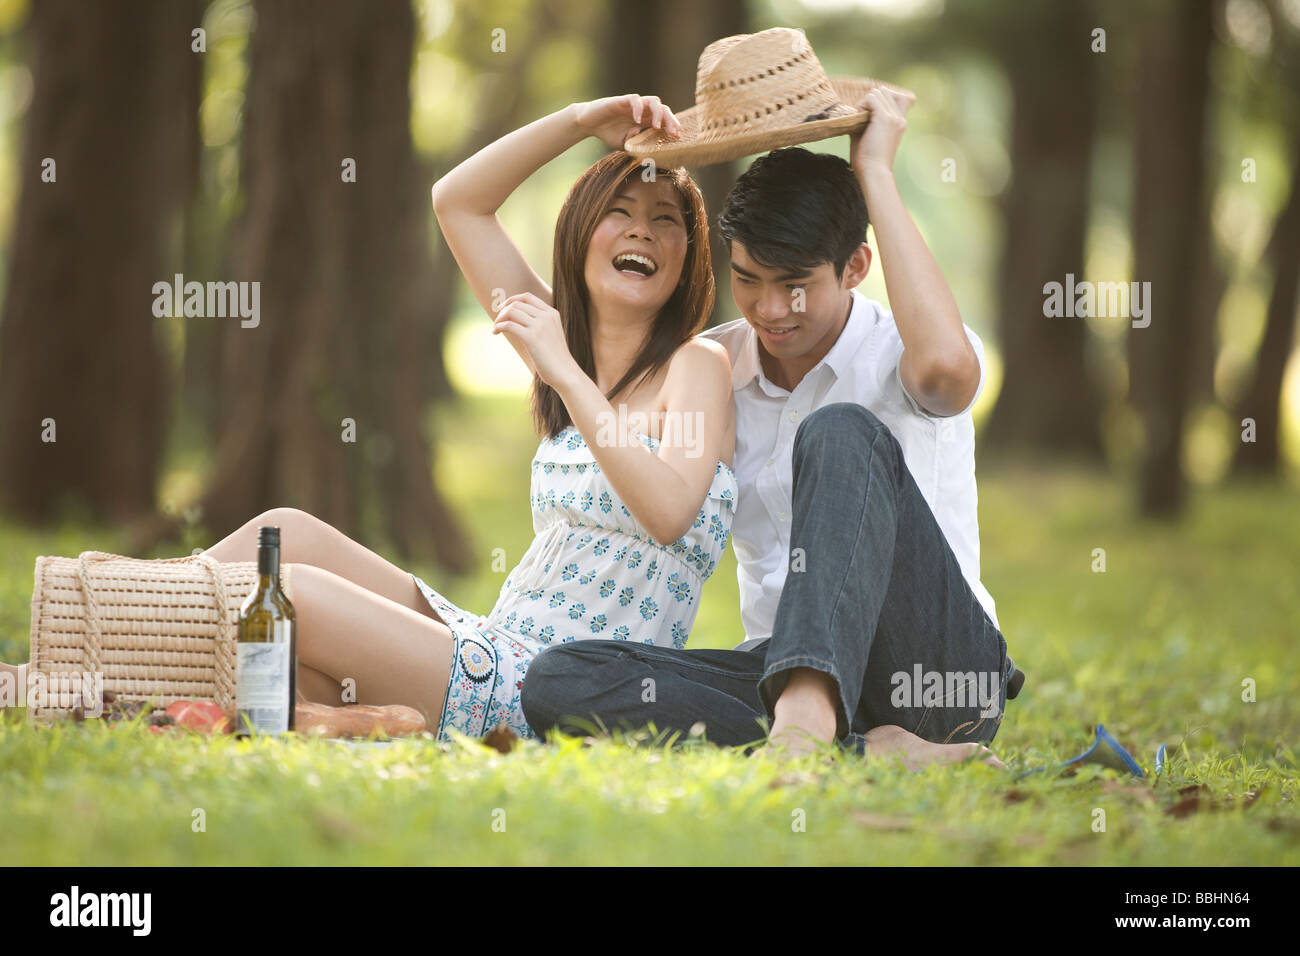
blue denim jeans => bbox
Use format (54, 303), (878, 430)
(521, 403), (1019, 752)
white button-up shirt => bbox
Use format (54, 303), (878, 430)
(698, 289), (998, 649)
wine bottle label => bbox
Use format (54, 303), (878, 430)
(236, 643), (291, 734)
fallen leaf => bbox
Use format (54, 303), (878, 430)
(1011, 832), (1048, 849)
(767, 771), (819, 789)
(850, 812), (913, 831)
(1101, 780), (1156, 803)
(313, 809), (358, 843)
(1165, 800), (1200, 818)
(482, 723), (520, 754)
(1166, 786), (1206, 818)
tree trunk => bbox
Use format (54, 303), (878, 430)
(184, 0), (472, 571)
(0, 0), (202, 524)
(981, 0), (1105, 458)
(419, 0), (567, 405)
(1128, 0), (1216, 517)
(604, 0), (749, 328)
(1233, 123), (1300, 475)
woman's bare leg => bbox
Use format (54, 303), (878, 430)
(298, 664), (346, 705)
(202, 507), (444, 623)
(287, 563), (455, 728)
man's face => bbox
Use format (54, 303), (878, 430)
(728, 240), (871, 361)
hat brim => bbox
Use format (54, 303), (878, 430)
(624, 76), (913, 168)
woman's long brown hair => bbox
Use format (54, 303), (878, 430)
(532, 151), (714, 439)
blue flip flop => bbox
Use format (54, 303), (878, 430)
(1018, 723), (1165, 779)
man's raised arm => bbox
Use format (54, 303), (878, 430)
(850, 86), (980, 417)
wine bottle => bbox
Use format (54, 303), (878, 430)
(235, 525), (297, 735)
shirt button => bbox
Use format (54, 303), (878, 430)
(778, 512), (788, 522)
(766, 458), (774, 467)
(788, 412), (799, 422)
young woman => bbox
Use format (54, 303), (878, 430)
(411, 95), (737, 740)
(0, 94), (736, 743)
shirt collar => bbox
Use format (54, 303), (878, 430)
(732, 288), (874, 394)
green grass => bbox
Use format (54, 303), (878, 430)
(1, 395), (1297, 864)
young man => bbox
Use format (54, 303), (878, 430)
(521, 82), (1021, 769)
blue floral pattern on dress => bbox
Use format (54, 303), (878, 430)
(410, 424), (738, 742)
(709, 514), (727, 543)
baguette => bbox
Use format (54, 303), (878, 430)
(295, 700), (428, 738)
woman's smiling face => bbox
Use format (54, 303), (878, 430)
(583, 176), (689, 315)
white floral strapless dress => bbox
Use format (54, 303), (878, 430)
(412, 425), (738, 742)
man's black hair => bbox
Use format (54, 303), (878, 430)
(716, 147), (869, 279)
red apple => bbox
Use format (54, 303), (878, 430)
(165, 699), (230, 733)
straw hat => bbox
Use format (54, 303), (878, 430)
(624, 27), (915, 168)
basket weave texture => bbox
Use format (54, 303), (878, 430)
(26, 551), (294, 724)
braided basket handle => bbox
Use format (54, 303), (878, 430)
(75, 551), (235, 702)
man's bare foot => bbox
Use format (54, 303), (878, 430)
(757, 667), (840, 759)
(755, 725), (831, 760)
(863, 724), (1004, 770)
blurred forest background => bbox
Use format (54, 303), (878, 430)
(0, 0), (1297, 648)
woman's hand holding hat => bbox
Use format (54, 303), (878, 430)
(573, 94), (683, 150)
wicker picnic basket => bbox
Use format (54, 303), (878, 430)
(26, 550), (294, 725)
